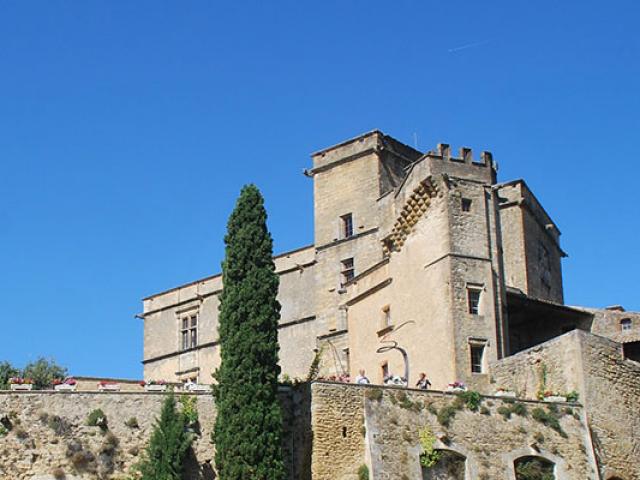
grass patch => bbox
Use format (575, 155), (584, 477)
(531, 407), (567, 438)
(357, 464), (369, 480)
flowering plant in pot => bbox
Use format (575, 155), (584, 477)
(140, 380), (167, 391)
(98, 380), (120, 391)
(9, 378), (33, 391)
(53, 378), (77, 391)
(447, 381), (466, 392)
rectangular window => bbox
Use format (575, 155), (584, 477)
(467, 288), (481, 315)
(341, 258), (355, 284)
(180, 314), (198, 350)
(461, 198), (472, 212)
(341, 213), (354, 239)
(470, 344), (485, 373)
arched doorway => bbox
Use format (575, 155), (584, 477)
(514, 456), (555, 480)
(421, 449), (466, 480)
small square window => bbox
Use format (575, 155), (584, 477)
(470, 344), (485, 373)
(341, 258), (355, 284)
(341, 213), (354, 239)
(461, 198), (472, 212)
(467, 288), (481, 315)
(621, 319), (632, 332)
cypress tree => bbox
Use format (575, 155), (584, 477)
(213, 184), (285, 480)
(137, 393), (193, 480)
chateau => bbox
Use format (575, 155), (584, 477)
(140, 130), (640, 389)
(2, 131), (639, 479)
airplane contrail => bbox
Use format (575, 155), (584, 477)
(448, 40), (489, 53)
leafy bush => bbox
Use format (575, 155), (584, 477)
(565, 390), (579, 402)
(531, 407), (567, 438)
(512, 402), (528, 417)
(86, 409), (107, 430)
(437, 405), (457, 427)
(419, 426), (441, 467)
(458, 390), (482, 411)
(357, 464), (369, 480)
(179, 395), (199, 426)
(364, 388), (383, 401)
(0, 425), (8, 436)
(497, 406), (512, 420)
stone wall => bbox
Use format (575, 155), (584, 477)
(310, 382), (597, 480)
(491, 330), (640, 480)
(0, 387), (310, 480)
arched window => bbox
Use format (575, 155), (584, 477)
(514, 456), (555, 480)
(621, 318), (632, 331)
(422, 449), (466, 479)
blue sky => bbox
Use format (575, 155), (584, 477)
(1, 1), (638, 378)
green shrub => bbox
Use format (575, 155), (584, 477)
(437, 405), (457, 427)
(497, 406), (512, 420)
(179, 395), (199, 426)
(364, 388), (383, 401)
(357, 464), (369, 480)
(458, 390), (482, 411)
(87, 409), (107, 430)
(0, 425), (8, 436)
(531, 407), (567, 438)
(125, 417), (139, 429)
(419, 426), (441, 467)
(565, 390), (579, 402)
(512, 402), (528, 417)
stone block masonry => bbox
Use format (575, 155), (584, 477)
(0, 387), (310, 480)
(310, 382), (598, 480)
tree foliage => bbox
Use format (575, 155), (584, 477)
(515, 456), (555, 480)
(0, 361), (19, 390)
(212, 184), (285, 480)
(0, 357), (66, 390)
(23, 357), (67, 390)
(136, 393), (193, 480)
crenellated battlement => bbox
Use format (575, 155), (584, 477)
(426, 143), (495, 169)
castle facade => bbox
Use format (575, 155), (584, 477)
(139, 131), (640, 393)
